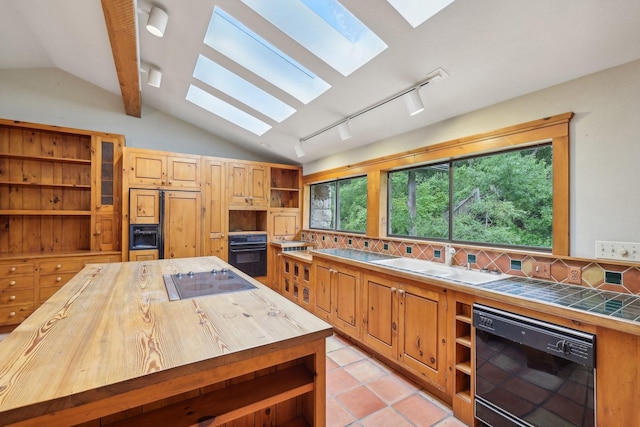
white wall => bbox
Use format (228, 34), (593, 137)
(0, 68), (273, 162)
(303, 59), (640, 259)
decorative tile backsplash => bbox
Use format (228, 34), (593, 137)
(301, 230), (640, 295)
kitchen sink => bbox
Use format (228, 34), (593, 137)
(370, 257), (507, 285)
(163, 269), (257, 301)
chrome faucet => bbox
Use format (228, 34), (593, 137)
(445, 246), (455, 266)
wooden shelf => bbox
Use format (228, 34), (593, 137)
(456, 361), (471, 375)
(455, 389), (472, 402)
(0, 180), (91, 189)
(0, 210), (91, 216)
(456, 335), (472, 347)
(272, 187), (299, 192)
(0, 153), (91, 164)
(455, 314), (472, 323)
(106, 364), (314, 427)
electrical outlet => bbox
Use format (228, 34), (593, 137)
(567, 266), (582, 285)
(532, 261), (551, 279)
(596, 241), (640, 262)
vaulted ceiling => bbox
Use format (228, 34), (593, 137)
(2, 0), (640, 164)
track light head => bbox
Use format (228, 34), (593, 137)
(337, 120), (352, 141)
(405, 87), (424, 116)
(146, 6), (168, 37)
(294, 142), (306, 158)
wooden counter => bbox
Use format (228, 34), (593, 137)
(0, 257), (332, 426)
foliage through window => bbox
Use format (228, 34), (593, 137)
(310, 176), (367, 233)
(388, 144), (553, 249)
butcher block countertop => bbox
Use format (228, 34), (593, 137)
(0, 257), (332, 426)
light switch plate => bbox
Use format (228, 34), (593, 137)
(596, 241), (640, 262)
(532, 261), (551, 279)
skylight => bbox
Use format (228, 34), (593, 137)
(241, 0), (387, 76)
(204, 7), (330, 104)
(186, 85), (272, 136)
(387, 0), (455, 28)
(193, 54), (296, 123)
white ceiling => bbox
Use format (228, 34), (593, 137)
(2, 0), (640, 164)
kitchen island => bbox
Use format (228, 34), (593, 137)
(0, 257), (332, 426)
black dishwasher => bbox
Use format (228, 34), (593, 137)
(473, 304), (595, 427)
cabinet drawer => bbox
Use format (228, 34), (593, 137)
(39, 286), (63, 302)
(1, 275), (35, 290)
(0, 304), (33, 326)
(0, 263), (35, 276)
(39, 259), (80, 274)
(0, 288), (35, 306)
(82, 255), (121, 266)
(39, 272), (77, 288)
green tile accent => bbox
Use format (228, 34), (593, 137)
(467, 254), (477, 264)
(434, 249), (441, 259)
(510, 259), (522, 271)
(383, 243), (389, 251)
(406, 246), (413, 254)
(364, 241), (369, 248)
(605, 271), (623, 285)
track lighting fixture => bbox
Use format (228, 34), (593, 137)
(337, 120), (352, 141)
(140, 65), (163, 88)
(146, 6), (169, 37)
(299, 67), (448, 145)
(294, 141), (306, 158)
(405, 87), (424, 116)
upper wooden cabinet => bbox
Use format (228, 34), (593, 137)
(227, 161), (269, 208)
(202, 157), (227, 260)
(270, 166), (300, 209)
(127, 148), (200, 189)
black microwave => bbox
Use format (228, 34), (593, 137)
(129, 224), (160, 250)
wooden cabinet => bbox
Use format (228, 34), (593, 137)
(227, 162), (268, 208)
(203, 158), (227, 260)
(280, 254), (312, 309)
(269, 209), (300, 240)
(362, 272), (448, 390)
(0, 253), (120, 327)
(127, 148), (200, 189)
(163, 191), (202, 259)
(314, 259), (361, 337)
(398, 280), (448, 389)
(270, 166), (300, 209)
(451, 294), (475, 426)
(129, 189), (160, 224)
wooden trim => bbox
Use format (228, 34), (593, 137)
(303, 113), (572, 182)
(101, 0), (141, 118)
(303, 113), (573, 256)
(0, 118), (125, 139)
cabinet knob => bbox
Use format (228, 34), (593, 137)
(9, 280), (16, 286)
(56, 264), (62, 269)
(9, 312), (16, 317)
(56, 277), (62, 282)
(9, 295), (16, 301)
(399, 289), (405, 296)
(391, 287), (397, 293)
(10, 267), (16, 272)
(94, 230), (102, 235)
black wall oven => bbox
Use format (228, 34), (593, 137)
(228, 233), (267, 277)
(473, 304), (596, 427)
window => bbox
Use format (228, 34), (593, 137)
(388, 144), (553, 250)
(310, 176), (367, 232)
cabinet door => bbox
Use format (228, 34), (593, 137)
(333, 267), (360, 337)
(227, 162), (250, 206)
(363, 274), (397, 359)
(163, 191), (201, 259)
(94, 213), (117, 251)
(314, 262), (333, 322)
(203, 159), (226, 259)
(129, 250), (158, 261)
(248, 164), (269, 207)
(167, 156), (200, 188)
(398, 283), (447, 387)
(129, 151), (166, 186)
(270, 210), (300, 240)
(129, 189), (160, 224)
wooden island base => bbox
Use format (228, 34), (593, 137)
(0, 258), (332, 427)
(86, 338), (325, 427)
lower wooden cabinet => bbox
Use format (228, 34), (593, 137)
(314, 259), (362, 338)
(0, 253), (120, 327)
(363, 272), (448, 391)
(280, 254), (312, 309)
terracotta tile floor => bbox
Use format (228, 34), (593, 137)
(326, 334), (467, 427)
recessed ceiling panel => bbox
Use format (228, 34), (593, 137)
(193, 54), (296, 123)
(241, 0), (388, 76)
(204, 7), (330, 104)
(387, 0), (455, 28)
(186, 85), (272, 136)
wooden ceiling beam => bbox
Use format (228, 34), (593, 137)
(101, 0), (141, 118)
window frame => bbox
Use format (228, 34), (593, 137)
(308, 174), (368, 234)
(386, 142), (554, 251)
(302, 113), (572, 256)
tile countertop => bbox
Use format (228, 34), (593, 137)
(311, 248), (640, 336)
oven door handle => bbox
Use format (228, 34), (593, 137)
(229, 247), (267, 253)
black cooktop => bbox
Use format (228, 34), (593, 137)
(163, 269), (257, 301)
